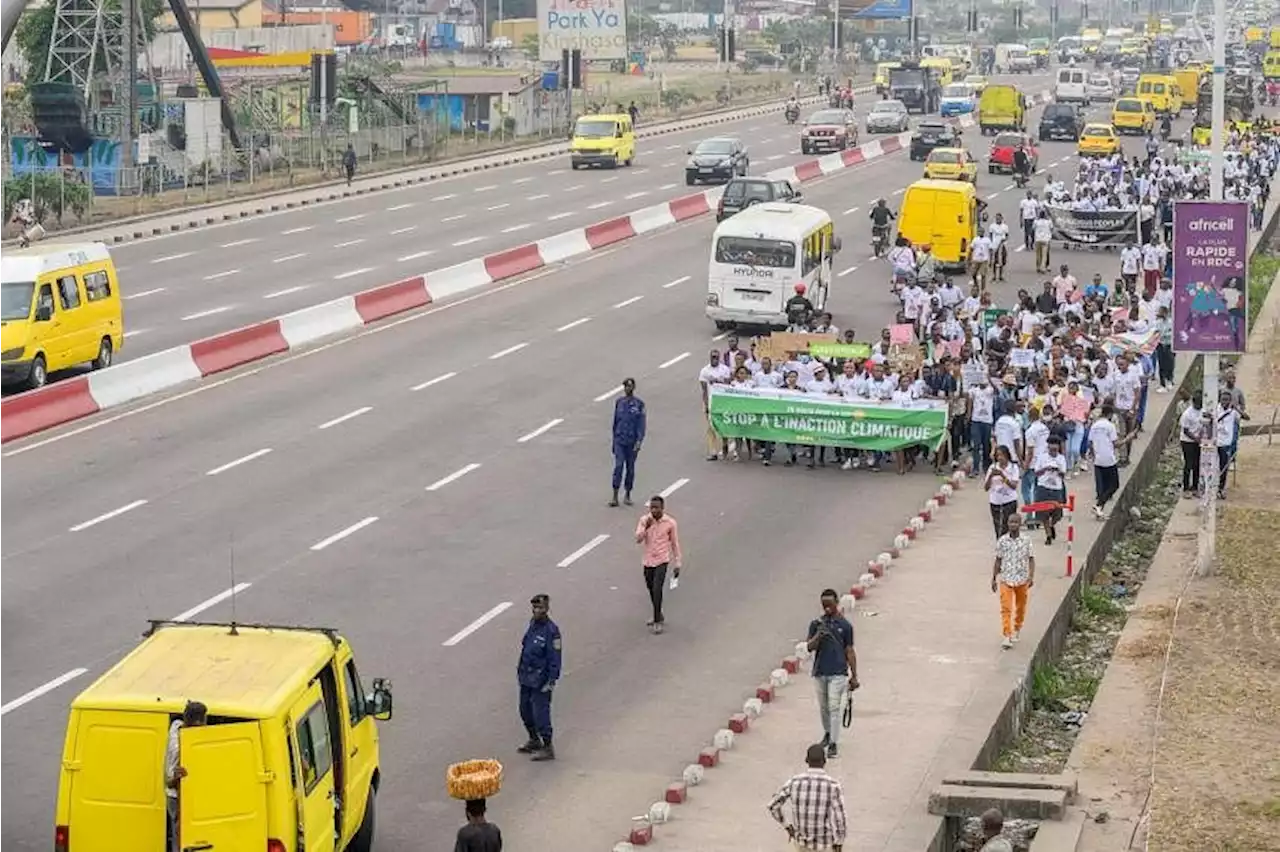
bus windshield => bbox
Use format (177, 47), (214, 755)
(1, 281), (35, 321)
(715, 237), (797, 269)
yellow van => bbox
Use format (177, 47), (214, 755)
(875, 61), (902, 94)
(570, 113), (635, 169)
(978, 84), (1026, 134)
(1, 242), (123, 390)
(1174, 68), (1203, 101)
(897, 179), (979, 270)
(1112, 97), (1157, 133)
(1137, 74), (1182, 115)
(1264, 51), (1280, 80)
(920, 56), (954, 86)
(55, 621), (394, 852)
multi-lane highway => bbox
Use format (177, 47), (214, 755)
(3, 66), (1197, 849)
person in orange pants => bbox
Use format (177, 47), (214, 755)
(991, 512), (1035, 650)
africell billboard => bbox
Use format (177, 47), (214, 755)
(537, 0), (627, 61)
(1172, 200), (1249, 354)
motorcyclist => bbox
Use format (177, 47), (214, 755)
(785, 96), (800, 122)
(1012, 144), (1031, 185)
(1160, 113), (1173, 141)
(869, 199), (895, 253)
(1145, 131), (1160, 164)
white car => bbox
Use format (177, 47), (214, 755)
(1086, 75), (1116, 101)
(866, 100), (911, 133)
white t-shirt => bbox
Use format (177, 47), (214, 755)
(969, 386), (996, 424)
(987, 461), (1021, 505)
(699, 363), (732, 386)
(1090, 417), (1119, 467)
(1141, 244), (1164, 272)
(1019, 198), (1040, 221)
(1216, 409), (1240, 447)
(1120, 246), (1141, 275)
(1033, 218), (1054, 243)
(994, 414), (1023, 455)
(1179, 404), (1202, 442)
(971, 235), (992, 263)
(1113, 369), (1142, 412)
(1035, 452), (1067, 490)
(988, 221), (1011, 250)
(1024, 420), (1051, 461)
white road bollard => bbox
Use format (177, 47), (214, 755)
(925, 499), (939, 512)
(909, 516), (926, 532)
(840, 593), (858, 614)
(859, 571), (877, 588)
(613, 844), (636, 852)
(876, 552), (893, 567)
(683, 763), (705, 786)
(714, 728), (736, 750)
(649, 802), (673, 824)
(794, 641), (811, 661)
(940, 483), (954, 497)
(894, 533), (910, 550)
(743, 697), (764, 719)
(951, 471), (965, 486)
(770, 667), (791, 687)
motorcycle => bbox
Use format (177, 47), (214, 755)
(872, 225), (888, 259)
(785, 106), (800, 124)
(1160, 121), (1172, 142)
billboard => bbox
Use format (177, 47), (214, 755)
(851, 0), (909, 19)
(1172, 200), (1249, 354)
(537, 0), (627, 61)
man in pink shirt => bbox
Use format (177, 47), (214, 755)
(635, 495), (683, 634)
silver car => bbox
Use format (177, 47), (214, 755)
(1086, 75), (1116, 101)
(866, 100), (910, 133)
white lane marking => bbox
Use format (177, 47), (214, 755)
(838, 265), (859, 277)
(124, 287), (165, 300)
(659, 351), (691, 369)
(336, 214), (366, 223)
(69, 499), (148, 532)
(206, 448), (273, 476)
(203, 269), (240, 281)
(601, 176), (618, 184)
(659, 478), (690, 499)
(527, 193), (550, 201)
(432, 193), (458, 202)
(387, 203), (414, 211)
(986, 192), (1000, 200)
(564, 184), (584, 192)
(764, 154), (785, 161)
(442, 214), (467, 223)
(711, 331), (731, 342)
(664, 275), (691, 289)
(489, 342), (529, 360)
(892, 188), (905, 195)
(173, 582), (252, 622)
(335, 238), (366, 248)
(333, 267), (375, 279)
(442, 602), (513, 647)
(594, 385), (623, 402)
(475, 184), (497, 192)
(614, 295), (644, 309)
(518, 418), (564, 443)
(557, 317), (591, 332)
(123, 329), (149, 339)
(664, 144), (680, 150)
(390, 226), (417, 235)
(318, 406), (372, 430)
(633, 168), (649, 175)
(282, 226), (313, 235)
(264, 285), (309, 299)
(512, 176), (535, 185)
(310, 516), (379, 551)
(501, 223), (532, 233)
(547, 212), (574, 221)
(426, 463), (482, 492)
(273, 253), (306, 264)
(487, 203), (511, 211)
(587, 201), (612, 209)
(181, 305), (235, 321)
(659, 183), (677, 190)
(843, 206), (860, 215)
(453, 236), (483, 246)
(624, 191), (649, 200)
(152, 251), (193, 264)
(557, 533), (610, 568)
(411, 371), (457, 391)
(398, 250), (435, 262)
(547, 169), (566, 175)
(0, 669), (88, 716)
(1014, 245), (1026, 252)
(220, 238), (259, 248)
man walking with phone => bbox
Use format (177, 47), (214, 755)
(635, 495), (682, 634)
(806, 590), (858, 758)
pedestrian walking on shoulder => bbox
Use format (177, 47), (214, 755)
(1088, 403), (1129, 519)
(635, 496), (682, 634)
(767, 743), (849, 851)
(977, 808), (1014, 852)
(1179, 390), (1204, 497)
(992, 513), (1035, 650)
(454, 798), (502, 852)
(342, 144), (357, 186)
(610, 378), (645, 507)
(516, 594), (561, 761)
(806, 590), (859, 759)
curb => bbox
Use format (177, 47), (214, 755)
(3, 91), (865, 248)
(609, 471), (972, 850)
(0, 91), (1054, 445)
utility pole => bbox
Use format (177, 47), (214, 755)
(832, 0), (839, 56)
(121, 0), (137, 171)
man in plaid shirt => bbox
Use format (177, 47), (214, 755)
(767, 744), (849, 850)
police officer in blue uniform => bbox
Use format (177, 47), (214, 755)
(517, 593), (562, 761)
(610, 377), (646, 508)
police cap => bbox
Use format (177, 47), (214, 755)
(530, 593), (550, 606)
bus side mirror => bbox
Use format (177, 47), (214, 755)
(35, 302), (53, 322)
(365, 677), (394, 721)
(832, 237), (843, 253)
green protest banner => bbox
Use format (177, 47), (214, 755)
(808, 342), (873, 360)
(982, 308), (1009, 326)
(708, 389), (948, 452)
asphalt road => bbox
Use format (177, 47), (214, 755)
(88, 73), (1049, 363)
(4, 68), (1200, 850)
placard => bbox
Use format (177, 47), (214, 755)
(753, 332), (837, 363)
(889, 324), (916, 346)
(961, 362), (988, 390)
(809, 342), (874, 360)
(1009, 348), (1037, 369)
(1059, 394), (1092, 423)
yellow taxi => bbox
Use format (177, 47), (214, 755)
(1077, 123), (1121, 156)
(964, 74), (988, 92)
(923, 147), (979, 182)
(1111, 97), (1156, 134)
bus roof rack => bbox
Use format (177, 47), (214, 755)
(144, 619), (342, 646)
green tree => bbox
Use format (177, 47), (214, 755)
(15, 0), (164, 83)
(4, 172), (91, 225)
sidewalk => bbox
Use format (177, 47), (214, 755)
(642, 395), (1173, 852)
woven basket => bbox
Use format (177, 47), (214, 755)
(446, 759), (504, 800)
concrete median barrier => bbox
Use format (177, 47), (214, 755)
(353, 276), (432, 324)
(584, 215), (639, 250)
(0, 379), (100, 443)
(86, 348), (203, 409)
(190, 321), (290, 376)
(277, 299), (365, 349)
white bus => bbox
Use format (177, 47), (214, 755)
(705, 202), (841, 330)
